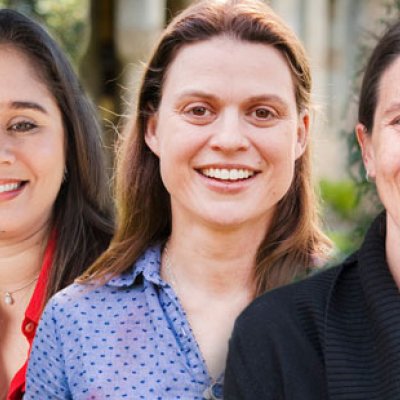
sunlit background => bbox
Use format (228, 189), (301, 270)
(0, 0), (396, 258)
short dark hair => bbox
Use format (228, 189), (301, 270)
(0, 9), (114, 304)
(358, 21), (400, 132)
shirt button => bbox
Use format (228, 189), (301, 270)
(24, 322), (35, 334)
(202, 383), (223, 400)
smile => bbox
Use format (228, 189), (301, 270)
(0, 181), (25, 193)
(200, 168), (256, 181)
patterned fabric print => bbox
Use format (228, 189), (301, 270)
(25, 245), (222, 399)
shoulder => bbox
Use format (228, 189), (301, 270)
(43, 272), (141, 322)
(225, 257), (359, 399)
(42, 244), (163, 324)
(240, 265), (340, 324)
(234, 254), (358, 345)
(46, 281), (106, 309)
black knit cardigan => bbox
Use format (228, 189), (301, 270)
(225, 213), (400, 399)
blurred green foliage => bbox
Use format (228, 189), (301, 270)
(324, 0), (400, 259)
(319, 179), (358, 219)
(319, 178), (382, 259)
(0, 0), (88, 65)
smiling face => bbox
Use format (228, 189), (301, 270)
(0, 46), (65, 239)
(145, 36), (308, 230)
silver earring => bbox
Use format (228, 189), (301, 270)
(365, 170), (370, 182)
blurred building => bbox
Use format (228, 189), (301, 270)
(268, 0), (388, 179)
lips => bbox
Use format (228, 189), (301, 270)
(199, 167), (257, 181)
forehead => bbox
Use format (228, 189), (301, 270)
(376, 56), (400, 113)
(0, 44), (40, 78)
(0, 45), (56, 104)
(161, 36), (296, 104)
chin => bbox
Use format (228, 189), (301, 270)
(202, 214), (261, 230)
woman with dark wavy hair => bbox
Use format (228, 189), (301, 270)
(0, 9), (113, 400)
(26, 0), (329, 398)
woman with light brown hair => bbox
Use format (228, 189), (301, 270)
(25, 0), (330, 398)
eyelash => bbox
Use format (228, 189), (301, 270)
(392, 117), (400, 125)
(180, 103), (279, 126)
(249, 107), (276, 120)
(181, 103), (215, 125)
(8, 120), (38, 133)
(184, 105), (212, 117)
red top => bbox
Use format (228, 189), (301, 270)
(6, 235), (56, 400)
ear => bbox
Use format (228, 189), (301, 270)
(355, 123), (376, 179)
(295, 110), (309, 159)
(144, 113), (160, 157)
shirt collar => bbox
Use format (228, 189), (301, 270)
(106, 243), (166, 288)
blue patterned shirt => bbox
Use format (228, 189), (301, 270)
(25, 245), (223, 399)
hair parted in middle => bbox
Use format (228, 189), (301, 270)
(81, 0), (331, 295)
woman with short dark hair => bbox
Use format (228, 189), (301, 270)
(224, 20), (400, 400)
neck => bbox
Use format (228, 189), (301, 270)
(0, 224), (49, 291)
(385, 212), (400, 289)
(165, 216), (269, 298)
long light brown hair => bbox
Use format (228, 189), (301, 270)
(81, 0), (331, 296)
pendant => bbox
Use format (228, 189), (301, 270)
(4, 292), (13, 305)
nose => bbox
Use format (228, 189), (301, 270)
(209, 109), (249, 153)
(0, 133), (16, 164)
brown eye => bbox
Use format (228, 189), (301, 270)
(183, 103), (212, 118)
(9, 121), (38, 132)
(182, 103), (215, 125)
(190, 106), (208, 116)
(254, 108), (272, 119)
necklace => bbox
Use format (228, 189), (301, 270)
(0, 275), (39, 305)
(163, 244), (179, 292)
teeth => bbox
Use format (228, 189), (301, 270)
(220, 169), (229, 180)
(229, 170), (238, 180)
(201, 168), (255, 181)
(0, 182), (21, 193)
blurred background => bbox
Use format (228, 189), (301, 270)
(0, 0), (397, 259)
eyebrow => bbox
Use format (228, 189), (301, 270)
(176, 90), (289, 106)
(10, 101), (48, 114)
(176, 90), (216, 102)
(246, 94), (289, 108)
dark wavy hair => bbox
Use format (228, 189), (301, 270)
(82, 0), (330, 295)
(0, 9), (114, 305)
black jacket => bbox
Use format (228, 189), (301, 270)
(225, 213), (400, 399)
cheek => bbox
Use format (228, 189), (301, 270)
(158, 124), (204, 163)
(255, 133), (297, 165)
(31, 136), (65, 183)
(375, 148), (400, 178)
(370, 130), (400, 174)
(373, 151), (400, 210)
